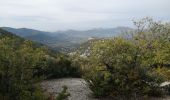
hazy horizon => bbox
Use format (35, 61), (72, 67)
(2, 26), (133, 32)
(0, 0), (170, 31)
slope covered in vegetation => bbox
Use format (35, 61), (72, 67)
(0, 18), (170, 100)
(71, 18), (170, 99)
(0, 28), (80, 100)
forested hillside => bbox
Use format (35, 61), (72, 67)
(0, 0), (169, 99)
(71, 18), (170, 99)
(0, 18), (170, 100)
(0, 28), (80, 100)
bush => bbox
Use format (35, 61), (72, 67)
(56, 86), (70, 100)
(84, 18), (170, 99)
(45, 56), (81, 79)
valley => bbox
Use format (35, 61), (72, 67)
(1, 27), (131, 53)
(0, 18), (170, 100)
(0, 0), (170, 99)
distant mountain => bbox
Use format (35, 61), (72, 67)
(1, 27), (66, 51)
(2, 27), (132, 53)
(1, 27), (55, 43)
(52, 27), (132, 42)
(0, 28), (47, 49)
(0, 28), (23, 40)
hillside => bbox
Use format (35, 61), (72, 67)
(0, 28), (81, 100)
(1, 19), (170, 100)
(0, 28), (22, 39)
(1, 27), (57, 43)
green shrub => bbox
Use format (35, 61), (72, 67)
(45, 57), (81, 79)
(56, 86), (70, 100)
(84, 18), (170, 99)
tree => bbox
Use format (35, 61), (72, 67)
(84, 18), (170, 99)
(0, 37), (47, 100)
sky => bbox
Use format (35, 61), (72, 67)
(0, 0), (170, 31)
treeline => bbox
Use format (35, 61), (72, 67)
(0, 29), (80, 100)
(73, 18), (170, 99)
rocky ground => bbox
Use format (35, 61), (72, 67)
(41, 78), (170, 100)
(41, 78), (98, 100)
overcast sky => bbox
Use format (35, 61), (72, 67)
(0, 0), (169, 31)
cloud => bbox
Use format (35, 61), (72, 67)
(0, 0), (169, 31)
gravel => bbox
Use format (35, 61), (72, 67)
(41, 78), (170, 100)
(41, 78), (98, 100)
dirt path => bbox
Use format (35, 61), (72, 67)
(41, 78), (170, 100)
(41, 78), (98, 100)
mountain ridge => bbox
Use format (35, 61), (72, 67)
(1, 26), (132, 52)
